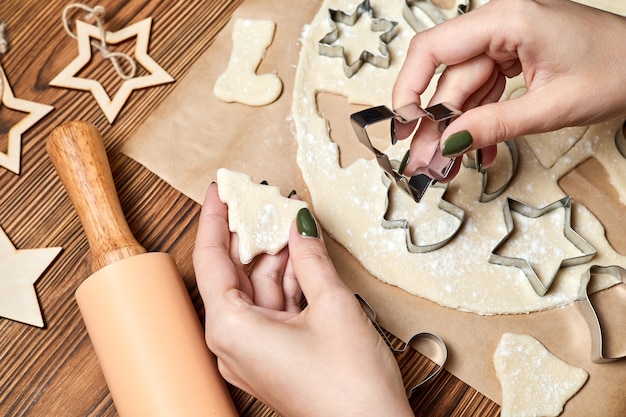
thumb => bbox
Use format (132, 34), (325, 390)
(440, 90), (565, 152)
(287, 208), (350, 303)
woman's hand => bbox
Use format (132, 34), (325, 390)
(193, 184), (413, 417)
(393, 0), (626, 178)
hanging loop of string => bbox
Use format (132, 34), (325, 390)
(62, 3), (137, 80)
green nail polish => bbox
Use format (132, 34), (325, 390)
(442, 130), (473, 157)
(288, 189), (297, 198)
(297, 208), (318, 238)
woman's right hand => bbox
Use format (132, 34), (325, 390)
(393, 0), (626, 177)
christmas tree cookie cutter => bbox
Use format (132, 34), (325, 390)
(489, 196), (597, 296)
(351, 102), (462, 203)
(351, 103), (465, 253)
(577, 265), (626, 364)
(318, 0), (399, 78)
(356, 294), (448, 397)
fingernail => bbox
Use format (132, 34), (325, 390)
(288, 189), (297, 198)
(260, 180), (269, 185)
(297, 208), (318, 238)
(476, 148), (483, 172)
(442, 130), (473, 157)
(398, 150), (410, 175)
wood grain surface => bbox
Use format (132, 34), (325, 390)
(0, 1), (499, 416)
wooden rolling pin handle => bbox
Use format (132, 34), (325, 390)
(47, 121), (146, 272)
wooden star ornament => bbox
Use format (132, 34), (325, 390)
(0, 226), (62, 327)
(50, 18), (174, 123)
(0, 65), (54, 174)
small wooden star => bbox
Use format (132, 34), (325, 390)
(0, 65), (54, 175)
(50, 18), (174, 123)
(0, 226), (61, 327)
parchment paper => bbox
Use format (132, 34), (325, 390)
(123, 0), (626, 414)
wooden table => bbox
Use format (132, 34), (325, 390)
(0, 1), (499, 415)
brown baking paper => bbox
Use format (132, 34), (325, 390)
(123, 0), (626, 414)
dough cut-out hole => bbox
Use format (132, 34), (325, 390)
(559, 157), (626, 255)
(317, 92), (390, 168)
(495, 207), (583, 286)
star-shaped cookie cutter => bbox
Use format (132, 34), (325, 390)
(318, 0), (398, 78)
(356, 294), (448, 397)
(489, 196), (597, 296)
(577, 265), (626, 364)
(462, 140), (519, 203)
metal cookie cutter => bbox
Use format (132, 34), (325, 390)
(403, 0), (446, 32)
(318, 0), (398, 78)
(356, 294), (448, 397)
(462, 140), (520, 203)
(577, 265), (626, 363)
(489, 196), (597, 296)
(350, 102), (462, 203)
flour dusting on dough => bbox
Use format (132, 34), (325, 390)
(494, 333), (588, 417)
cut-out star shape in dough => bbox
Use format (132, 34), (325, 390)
(216, 168), (307, 264)
(0, 226), (61, 327)
(489, 197), (596, 296)
(0, 65), (54, 174)
(50, 18), (174, 123)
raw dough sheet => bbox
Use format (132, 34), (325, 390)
(123, 0), (626, 414)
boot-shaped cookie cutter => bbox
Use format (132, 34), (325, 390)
(489, 196), (597, 296)
(578, 265), (626, 364)
(356, 294), (448, 397)
(318, 0), (398, 78)
(350, 102), (462, 203)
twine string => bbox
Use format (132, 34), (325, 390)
(62, 3), (137, 80)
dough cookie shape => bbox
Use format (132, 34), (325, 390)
(494, 333), (588, 417)
(216, 168), (307, 264)
(214, 19), (283, 106)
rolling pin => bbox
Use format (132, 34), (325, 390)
(47, 121), (238, 417)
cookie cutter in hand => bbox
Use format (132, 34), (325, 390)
(318, 0), (399, 78)
(577, 265), (626, 364)
(355, 294), (448, 397)
(350, 102), (462, 203)
(489, 196), (597, 297)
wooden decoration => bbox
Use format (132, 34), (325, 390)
(0, 66), (54, 175)
(0, 225), (61, 327)
(50, 18), (174, 123)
